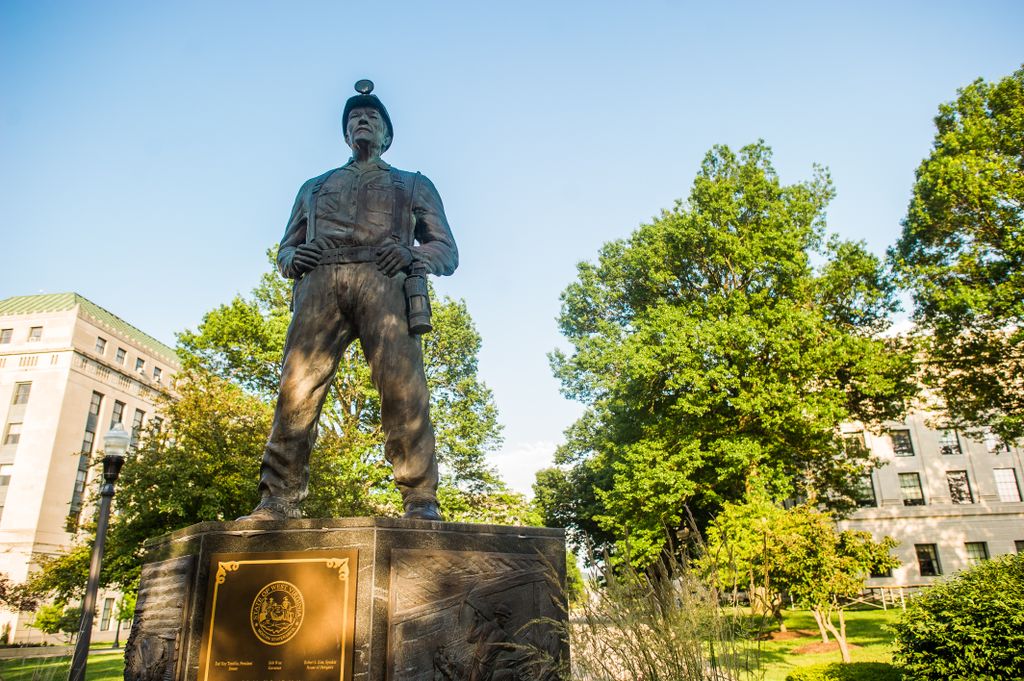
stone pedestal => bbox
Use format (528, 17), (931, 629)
(124, 517), (567, 681)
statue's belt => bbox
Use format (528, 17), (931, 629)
(317, 246), (381, 265)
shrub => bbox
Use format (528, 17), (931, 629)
(891, 552), (1024, 680)
(785, 661), (903, 681)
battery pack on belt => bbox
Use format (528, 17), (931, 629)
(318, 246), (380, 265)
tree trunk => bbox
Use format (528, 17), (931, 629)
(772, 595), (787, 632)
(821, 608), (852, 663)
(810, 607), (829, 643)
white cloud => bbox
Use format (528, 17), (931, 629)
(489, 440), (558, 497)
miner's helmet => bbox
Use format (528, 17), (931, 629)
(343, 79), (394, 151)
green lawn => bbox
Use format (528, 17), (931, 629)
(0, 652), (123, 681)
(0, 609), (898, 681)
(755, 608), (901, 681)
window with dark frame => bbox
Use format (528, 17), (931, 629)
(1015, 540), (1024, 553)
(946, 470), (974, 504)
(135, 357), (145, 373)
(889, 429), (915, 456)
(95, 337), (107, 355)
(855, 475), (877, 507)
(915, 544), (942, 576)
(115, 347), (126, 365)
(69, 391), (104, 528)
(0, 329), (11, 343)
(2, 423), (21, 446)
(939, 429), (962, 456)
(899, 472), (926, 506)
(130, 408), (145, 449)
(12, 382), (31, 405)
(100, 598), (114, 631)
(994, 468), (1022, 502)
(153, 366), (162, 382)
(965, 542), (989, 565)
(111, 400), (126, 429)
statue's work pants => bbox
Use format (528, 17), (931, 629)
(259, 262), (438, 506)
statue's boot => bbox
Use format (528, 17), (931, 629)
(237, 497), (303, 521)
(403, 497), (443, 521)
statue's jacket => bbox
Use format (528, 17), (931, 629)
(276, 158), (458, 280)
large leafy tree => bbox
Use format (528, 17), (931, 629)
(890, 65), (1024, 442)
(539, 142), (916, 565)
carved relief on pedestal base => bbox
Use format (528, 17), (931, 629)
(387, 549), (563, 681)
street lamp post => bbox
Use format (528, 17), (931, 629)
(68, 423), (129, 681)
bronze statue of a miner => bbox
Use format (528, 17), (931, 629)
(242, 80), (457, 522)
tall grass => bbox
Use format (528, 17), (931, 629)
(566, 545), (765, 681)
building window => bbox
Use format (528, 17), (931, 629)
(115, 348), (126, 365)
(889, 429), (915, 457)
(984, 430), (1010, 454)
(135, 357), (145, 373)
(1016, 540), (1024, 554)
(86, 392), (103, 431)
(111, 400), (126, 429)
(81, 430), (95, 455)
(0, 464), (12, 487)
(915, 544), (942, 576)
(153, 366), (162, 383)
(27, 326), (41, 342)
(12, 382), (31, 405)
(67, 463), (89, 530)
(946, 470), (974, 504)
(855, 475), (877, 507)
(0, 329), (11, 343)
(843, 432), (866, 453)
(899, 472), (926, 506)
(130, 409), (145, 449)
(95, 337), (107, 355)
(994, 468), (1022, 502)
(3, 423), (22, 446)
(964, 542), (989, 566)
(939, 429), (962, 456)
(100, 598), (114, 631)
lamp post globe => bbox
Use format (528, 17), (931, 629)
(68, 423), (130, 681)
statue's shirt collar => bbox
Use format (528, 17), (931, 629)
(343, 158), (391, 172)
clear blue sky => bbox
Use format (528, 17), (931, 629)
(2, 1), (1021, 494)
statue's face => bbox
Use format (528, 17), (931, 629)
(346, 106), (390, 152)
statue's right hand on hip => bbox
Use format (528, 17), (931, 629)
(290, 242), (324, 277)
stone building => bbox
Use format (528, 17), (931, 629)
(839, 412), (1024, 588)
(0, 293), (178, 643)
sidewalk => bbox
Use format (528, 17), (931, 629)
(0, 646), (123, 660)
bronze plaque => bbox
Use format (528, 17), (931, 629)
(198, 550), (358, 681)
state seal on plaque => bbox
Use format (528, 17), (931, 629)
(250, 580), (304, 645)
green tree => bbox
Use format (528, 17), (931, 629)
(890, 65), (1024, 442)
(705, 494), (897, 661)
(775, 509), (897, 662)
(27, 544), (92, 606)
(33, 604), (81, 643)
(702, 486), (789, 629)
(542, 142), (916, 565)
(0, 573), (39, 613)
